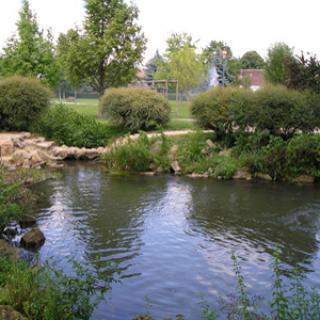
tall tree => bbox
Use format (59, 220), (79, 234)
(154, 33), (204, 96)
(166, 33), (196, 54)
(0, 0), (59, 88)
(202, 40), (234, 86)
(240, 51), (265, 69)
(144, 50), (164, 81)
(265, 42), (294, 85)
(59, 0), (146, 97)
(287, 52), (320, 93)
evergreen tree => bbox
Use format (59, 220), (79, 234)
(0, 0), (59, 88)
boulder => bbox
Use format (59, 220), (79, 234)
(169, 145), (179, 161)
(0, 305), (26, 320)
(0, 240), (20, 260)
(187, 173), (209, 178)
(233, 170), (252, 181)
(171, 160), (181, 174)
(21, 228), (45, 250)
(0, 140), (15, 157)
(19, 215), (37, 228)
(218, 148), (232, 157)
(293, 175), (315, 184)
(256, 173), (273, 181)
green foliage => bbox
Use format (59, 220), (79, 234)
(253, 85), (311, 138)
(32, 104), (112, 148)
(0, 76), (51, 131)
(265, 43), (294, 85)
(0, 257), (111, 320)
(101, 88), (170, 131)
(0, 1), (59, 88)
(240, 51), (265, 69)
(212, 156), (238, 180)
(286, 134), (320, 177)
(0, 173), (22, 229)
(58, 0), (146, 96)
(191, 87), (254, 137)
(287, 52), (320, 93)
(240, 136), (287, 181)
(103, 134), (152, 173)
(192, 85), (317, 139)
(154, 33), (204, 95)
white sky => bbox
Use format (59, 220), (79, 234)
(0, 0), (319, 62)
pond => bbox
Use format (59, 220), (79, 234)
(33, 163), (320, 319)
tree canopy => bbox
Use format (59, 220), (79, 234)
(265, 43), (294, 85)
(0, 0), (59, 88)
(58, 0), (146, 97)
(240, 51), (265, 69)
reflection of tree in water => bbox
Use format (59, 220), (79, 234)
(186, 179), (320, 268)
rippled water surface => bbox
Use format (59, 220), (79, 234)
(33, 163), (320, 319)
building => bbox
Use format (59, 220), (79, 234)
(239, 69), (265, 91)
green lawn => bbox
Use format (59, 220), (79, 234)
(53, 98), (196, 130)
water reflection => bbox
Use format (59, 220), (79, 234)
(33, 164), (320, 319)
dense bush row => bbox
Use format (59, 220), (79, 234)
(101, 88), (170, 131)
(191, 85), (320, 139)
(0, 76), (51, 131)
(31, 105), (125, 148)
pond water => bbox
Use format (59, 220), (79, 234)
(33, 163), (320, 319)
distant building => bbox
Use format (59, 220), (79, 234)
(239, 69), (265, 91)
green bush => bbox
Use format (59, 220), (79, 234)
(0, 257), (111, 320)
(253, 85), (309, 138)
(287, 134), (320, 177)
(191, 87), (254, 138)
(212, 156), (238, 180)
(0, 76), (51, 131)
(103, 134), (153, 173)
(32, 105), (114, 148)
(241, 136), (287, 181)
(101, 88), (170, 132)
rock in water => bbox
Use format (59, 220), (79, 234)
(19, 215), (37, 228)
(0, 305), (26, 320)
(21, 228), (45, 250)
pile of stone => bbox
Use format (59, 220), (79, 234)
(0, 132), (108, 170)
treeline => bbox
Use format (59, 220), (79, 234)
(0, 0), (146, 98)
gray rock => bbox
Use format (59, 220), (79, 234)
(171, 160), (181, 174)
(21, 228), (45, 250)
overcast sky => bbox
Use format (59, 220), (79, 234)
(0, 0), (319, 62)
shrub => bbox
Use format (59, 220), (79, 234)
(212, 156), (238, 180)
(287, 134), (320, 177)
(103, 134), (153, 172)
(32, 105), (114, 148)
(191, 87), (254, 138)
(242, 136), (287, 181)
(253, 85), (308, 138)
(101, 88), (170, 131)
(0, 76), (51, 131)
(0, 257), (111, 320)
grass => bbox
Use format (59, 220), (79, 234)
(52, 98), (196, 130)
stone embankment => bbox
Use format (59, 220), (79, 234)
(0, 132), (108, 170)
